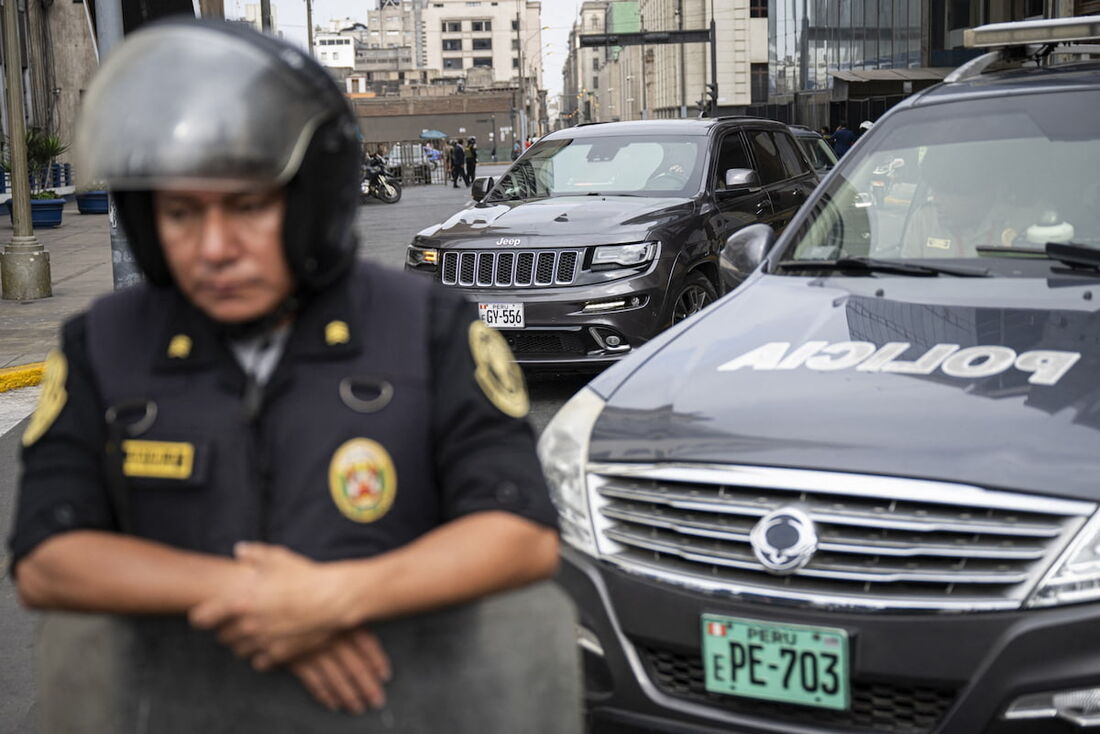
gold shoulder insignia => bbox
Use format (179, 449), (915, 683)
(468, 321), (529, 419)
(22, 350), (68, 447)
(326, 320), (350, 346)
(167, 334), (192, 359)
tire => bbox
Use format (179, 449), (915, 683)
(378, 179), (402, 204)
(670, 271), (718, 325)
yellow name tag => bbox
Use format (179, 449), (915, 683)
(122, 440), (195, 480)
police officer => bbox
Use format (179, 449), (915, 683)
(9, 19), (577, 733)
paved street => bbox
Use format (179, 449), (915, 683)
(0, 176), (594, 734)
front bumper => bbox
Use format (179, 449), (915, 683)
(559, 545), (1100, 734)
(408, 264), (671, 368)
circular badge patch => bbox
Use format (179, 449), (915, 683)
(22, 350), (68, 447)
(328, 438), (397, 523)
(468, 321), (529, 418)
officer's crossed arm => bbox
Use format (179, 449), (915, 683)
(189, 293), (560, 665)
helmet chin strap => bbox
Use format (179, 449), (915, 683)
(217, 295), (300, 341)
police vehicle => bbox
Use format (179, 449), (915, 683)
(404, 118), (817, 368)
(539, 17), (1100, 733)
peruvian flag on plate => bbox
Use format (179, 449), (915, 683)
(706, 621), (728, 637)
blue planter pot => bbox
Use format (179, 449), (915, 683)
(6, 198), (66, 228)
(76, 191), (109, 214)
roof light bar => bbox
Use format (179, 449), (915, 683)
(964, 16), (1100, 48)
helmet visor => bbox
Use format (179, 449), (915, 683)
(76, 25), (338, 192)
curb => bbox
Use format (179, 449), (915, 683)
(0, 362), (45, 393)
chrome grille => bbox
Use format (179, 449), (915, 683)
(588, 463), (1093, 610)
(441, 249), (582, 287)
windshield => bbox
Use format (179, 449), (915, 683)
(485, 134), (705, 201)
(784, 90), (1100, 262)
(797, 136), (837, 171)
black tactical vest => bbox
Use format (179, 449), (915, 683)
(85, 263), (439, 559)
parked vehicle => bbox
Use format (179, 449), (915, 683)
(541, 17), (1100, 734)
(361, 152), (402, 204)
(385, 143), (436, 184)
(790, 125), (838, 174)
(405, 118), (818, 368)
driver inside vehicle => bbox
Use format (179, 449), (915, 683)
(902, 147), (1040, 258)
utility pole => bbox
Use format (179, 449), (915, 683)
(260, 0), (272, 32)
(91, 0), (142, 290)
(2, 0), (52, 300)
(516, 10), (526, 144)
(305, 0), (315, 53)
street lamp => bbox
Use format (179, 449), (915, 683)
(516, 22), (550, 142)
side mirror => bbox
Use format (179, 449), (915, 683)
(723, 168), (762, 193)
(471, 176), (495, 202)
(719, 223), (777, 291)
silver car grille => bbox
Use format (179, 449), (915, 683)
(441, 249), (582, 288)
(588, 463), (1094, 611)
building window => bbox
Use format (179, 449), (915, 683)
(443, 21), (462, 32)
(513, 58), (519, 68)
(472, 57), (493, 67)
(443, 39), (463, 51)
(472, 38), (492, 50)
(511, 19), (519, 30)
(443, 58), (463, 70)
(750, 0), (767, 17)
(512, 39), (519, 50)
(592, 76), (598, 89)
(592, 58), (599, 71)
(471, 20), (492, 31)
(751, 63), (768, 103)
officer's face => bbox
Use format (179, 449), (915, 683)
(154, 188), (293, 324)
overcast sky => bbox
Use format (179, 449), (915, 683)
(230, 1), (583, 96)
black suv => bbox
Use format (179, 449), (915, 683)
(405, 118), (817, 368)
(539, 17), (1100, 734)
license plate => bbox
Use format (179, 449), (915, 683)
(701, 614), (850, 710)
(478, 303), (525, 328)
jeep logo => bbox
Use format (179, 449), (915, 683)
(496, 237), (522, 246)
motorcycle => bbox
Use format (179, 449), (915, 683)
(361, 154), (402, 204)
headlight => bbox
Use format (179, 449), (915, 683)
(1028, 512), (1100, 608)
(592, 242), (658, 268)
(537, 387), (605, 555)
(406, 244), (439, 268)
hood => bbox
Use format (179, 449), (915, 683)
(416, 195), (693, 246)
(591, 275), (1100, 500)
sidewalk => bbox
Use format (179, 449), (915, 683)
(0, 202), (113, 384)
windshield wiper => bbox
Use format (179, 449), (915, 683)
(779, 256), (991, 278)
(977, 242), (1100, 272)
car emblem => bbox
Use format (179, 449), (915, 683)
(496, 237), (522, 246)
(749, 507), (818, 575)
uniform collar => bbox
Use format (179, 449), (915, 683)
(151, 269), (362, 374)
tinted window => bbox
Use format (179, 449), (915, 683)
(748, 131), (786, 185)
(714, 132), (752, 190)
(775, 132), (811, 178)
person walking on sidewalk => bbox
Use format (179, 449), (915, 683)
(8, 18), (577, 734)
(450, 139), (468, 188)
(464, 137), (478, 185)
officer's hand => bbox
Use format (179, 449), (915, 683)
(289, 628), (391, 714)
(190, 542), (353, 655)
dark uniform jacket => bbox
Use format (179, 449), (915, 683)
(7, 263), (577, 733)
(11, 261), (555, 565)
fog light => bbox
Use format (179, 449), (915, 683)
(1005, 686), (1100, 726)
(588, 327), (630, 353)
(605, 335), (622, 347)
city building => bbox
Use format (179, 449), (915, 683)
(768, 0), (1098, 130)
(560, 0), (768, 125)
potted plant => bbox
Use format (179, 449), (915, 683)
(75, 182), (109, 215)
(22, 128), (68, 228)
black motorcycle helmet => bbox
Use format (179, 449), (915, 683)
(74, 18), (360, 292)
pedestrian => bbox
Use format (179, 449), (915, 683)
(832, 121), (857, 157)
(450, 138), (468, 187)
(9, 18), (577, 733)
(819, 126), (834, 146)
(858, 119), (874, 139)
(491, 144), (497, 162)
(465, 136), (478, 185)
(511, 140), (521, 161)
